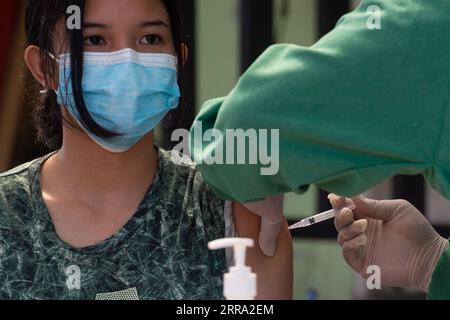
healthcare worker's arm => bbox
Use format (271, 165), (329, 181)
(233, 202), (293, 300)
(329, 195), (450, 298)
(190, 0), (450, 202)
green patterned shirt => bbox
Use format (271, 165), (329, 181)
(0, 147), (228, 300)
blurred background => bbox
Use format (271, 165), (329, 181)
(1, 0), (450, 300)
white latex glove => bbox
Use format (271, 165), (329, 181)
(329, 194), (449, 292)
(243, 195), (284, 257)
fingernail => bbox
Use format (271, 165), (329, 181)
(260, 241), (276, 257)
(361, 219), (368, 231)
(341, 208), (352, 215)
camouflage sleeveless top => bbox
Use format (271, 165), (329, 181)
(0, 146), (228, 300)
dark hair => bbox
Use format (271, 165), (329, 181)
(25, 0), (186, 151)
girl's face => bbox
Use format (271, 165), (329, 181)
(24, 0), (184, 151)
(55, 0), (176, 56)
(38, 0), (181, 149)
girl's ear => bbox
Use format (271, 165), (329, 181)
(180, 43), (189, 67)
(24, 45), (57, 91)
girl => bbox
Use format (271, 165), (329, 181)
(0, 0), (292, 299)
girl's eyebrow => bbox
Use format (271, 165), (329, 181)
(82, 20), (169, 29)
(83, 22), (109, 28)
(139, 20), (169, 28)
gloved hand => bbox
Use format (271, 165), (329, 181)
(328, 194), (449, 292)
(243, 195), (284, 257)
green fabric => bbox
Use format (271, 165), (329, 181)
(190, 0), (450, 203)
(190, 0), (450, 298)
(0, 146), (227, 300)
(429, 240), (450, 300)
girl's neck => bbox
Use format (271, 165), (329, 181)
(42, 125), (158, 209)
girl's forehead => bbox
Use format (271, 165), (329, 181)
(84, 0), (171, 25)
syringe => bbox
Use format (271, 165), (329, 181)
(288, 204), (357, 230)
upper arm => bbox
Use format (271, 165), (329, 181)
(232, 202), (293, 300)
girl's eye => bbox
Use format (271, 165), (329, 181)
(84, 36), (106, 46)
(140, 34), (161, 45)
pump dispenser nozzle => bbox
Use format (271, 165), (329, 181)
(208, 238), (257, 300)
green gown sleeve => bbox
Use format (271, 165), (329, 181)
(190, 0), (450, 203)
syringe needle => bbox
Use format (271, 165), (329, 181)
(288, 220), (307, 230)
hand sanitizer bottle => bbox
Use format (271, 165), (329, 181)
(208, 238), (257, 300)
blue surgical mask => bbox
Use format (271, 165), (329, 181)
(53, 48), (181, 153)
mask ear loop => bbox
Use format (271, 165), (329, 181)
(40, 51), (60, 94)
